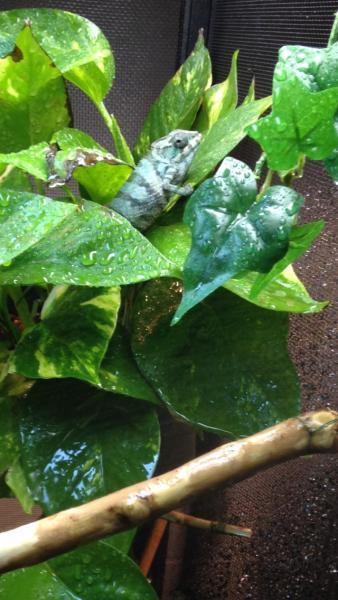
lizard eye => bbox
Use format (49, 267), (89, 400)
(174, 138), (187, 149)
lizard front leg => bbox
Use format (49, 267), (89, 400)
(163, 181), (194, 195)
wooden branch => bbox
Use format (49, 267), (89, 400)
(162, 510), (252, 538)
(0, 410), (337, 574)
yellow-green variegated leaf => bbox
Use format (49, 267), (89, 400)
(11, 287), (121, 385)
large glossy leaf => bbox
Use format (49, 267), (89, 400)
(134, 34), (211, 160)
(52, 128), (132, 203)
(174, 169), (304, 322)
(188, 96), (271, 185)
(275, 43), (338, 93)
(132, 279), (300, 437)
(194, 50), (238, 133)
(0, 541), (158, 599)
(0, 26), (69, 153)
(11, 287), (120, 385)
(0, 189), (76, 266)
(0, 196), (175, 286)
(16, 378), (160, 552)
(248, 77), (338, 170)
(148, 222), (326, 313)
(99, 325), (159, 404)
(0, 8), (114, 103)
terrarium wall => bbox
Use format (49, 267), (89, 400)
(1, 1), (337, 599)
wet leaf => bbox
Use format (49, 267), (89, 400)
(0, 189), (76, 267)
(12, 287), (121, 385)
(134, 34), (211, 160)
(188, 96), (271, 185)
(148, 222), (326, 313)
(0, 541), (158, 599)
(0, 8), (114, 103)
(174, 163), (304, 322)
(0, 26), (69, 152)
(132, 279), (300, 437)
(17, 378), (160, 552)
(248, 77), (338, 170)
(0, 196), (175, 286)
(194, 50), (238, 133)
(99, 325), (159, 404)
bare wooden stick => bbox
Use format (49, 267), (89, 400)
(162, 510), (252, 538)
(0, 410), (337, 574)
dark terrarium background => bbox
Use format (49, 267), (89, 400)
(0, 1), (337, 599)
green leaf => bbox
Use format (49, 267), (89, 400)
(52, 128), (133, 203)
(188, 96), (272, 185)
(99, 325), (159, 404)
(174, 168), (304, 322)
(0, 189), (76, 267)
(134, 33), (212, 160)
(250, 221), (326, 298)
(0, 142), (50, 181)
(11, 287), (121, 385)
(0, 26), (69, 152)
(148, 222), (326, 313)
(0, 541), (159, 600)
(0, 8), (114, 103)
(132, 279), (300, 437)
(194, 50), (238, 133)
(0, 196), (175, 286)
(17, 378), (160, 552)
(248, 77), (338, 170)
(242, 78), (255, 104)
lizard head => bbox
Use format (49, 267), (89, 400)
(150, 130), (202, 163)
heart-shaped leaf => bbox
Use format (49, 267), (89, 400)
(132, 279), (300, 437)
(248, 77), (338, 171)
(173, 160), (303, 322)
(0, 9), (114, 103)
(11, 286), (121, 385)
(0, 25), (69, 152)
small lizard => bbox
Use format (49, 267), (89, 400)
(108, 129), (201, 230)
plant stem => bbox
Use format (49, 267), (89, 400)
(62, 184), (78, 204)
(257, 168), (273, 200)
(328, 11), (338, 46)
(96, 101), (135, 165)
(0, 410), (337, 574)
(162, 510), (252, 539)
(7, 287), (33, 328)
(139, 518), (168, 576)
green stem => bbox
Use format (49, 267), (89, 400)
(257, 168), (273, 200)
(96, 101), (135, 166)
(7, 287), (34, 329)
(328, 12), (338, 46)
(34, 177), (44, 195)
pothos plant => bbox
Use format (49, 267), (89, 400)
(0, 7), (336, 599)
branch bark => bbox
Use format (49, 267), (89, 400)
(0, 410), (337, 574)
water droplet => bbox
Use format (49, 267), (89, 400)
(81, 250), (97, 266)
